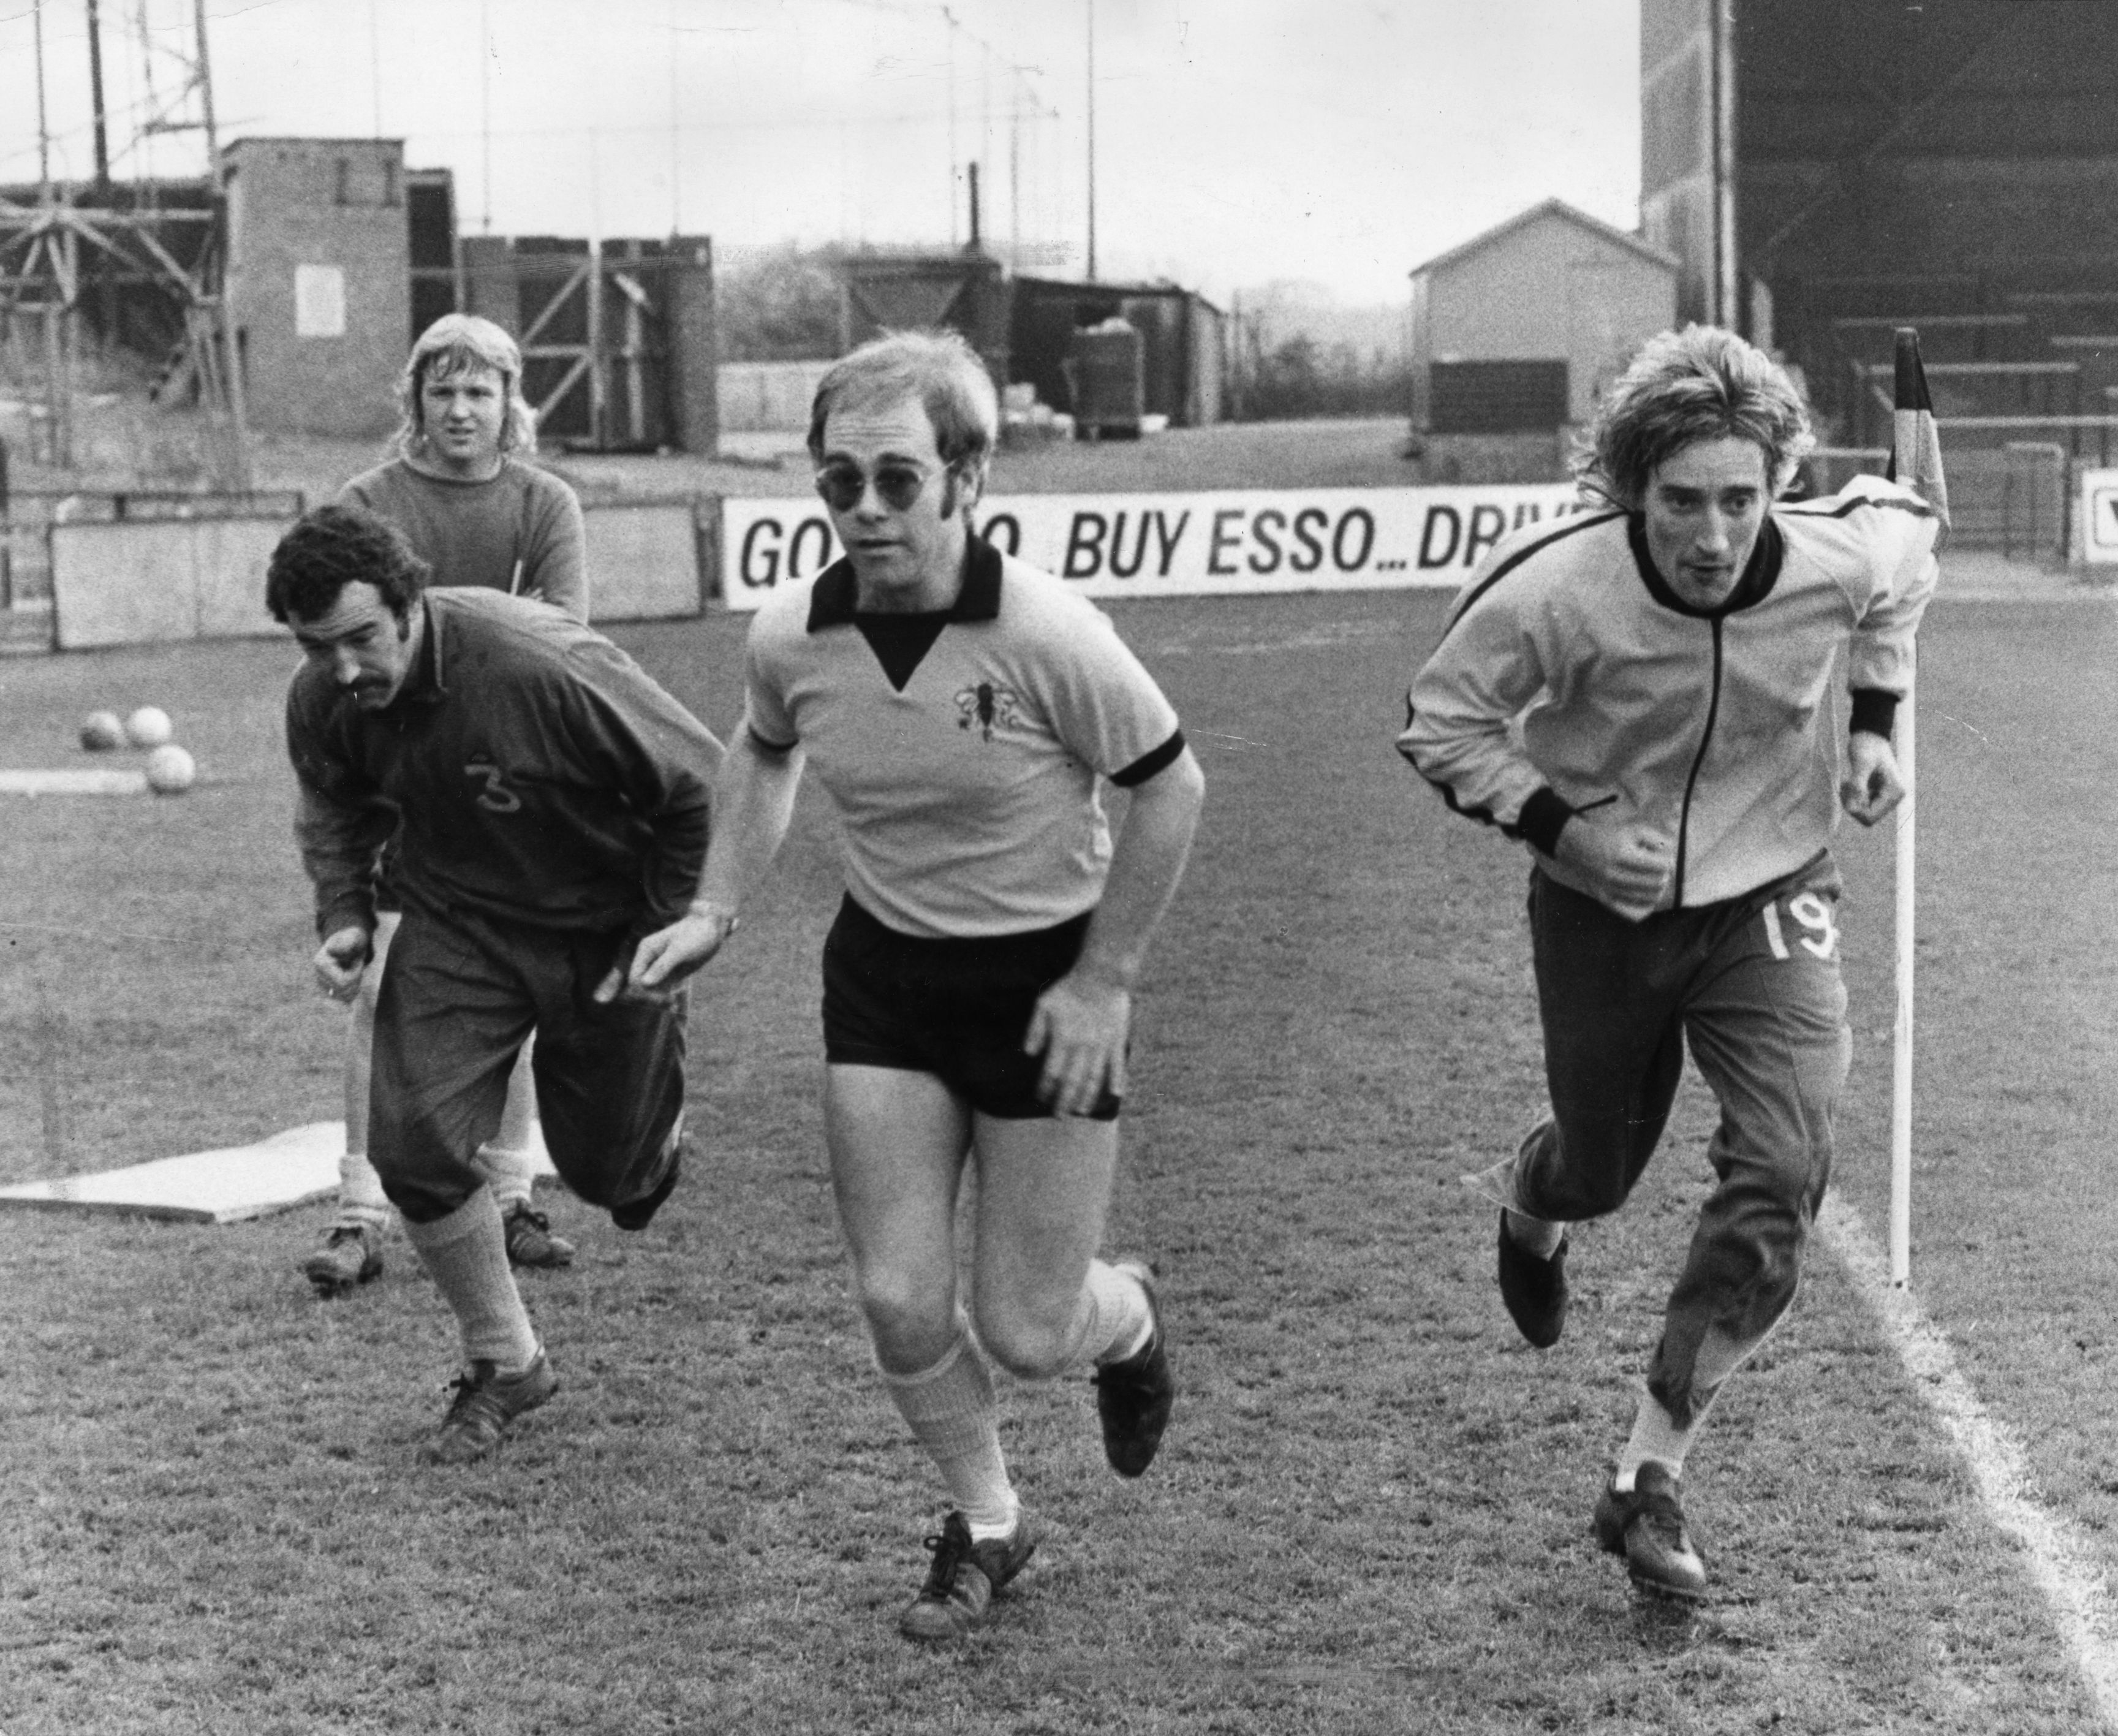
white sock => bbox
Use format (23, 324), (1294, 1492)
(1614, 1393), (1705, 1491)
(474, 1142), (537, 1213)
(478, 1045), (542, 1212)
(336, 1151), (391, 1230)
(1080, 1260), (1155, 1367)
(401, 1187), (540, 1374)
(879, 1329), (1018, 1539)
(1503, 1208), (1565, 1260)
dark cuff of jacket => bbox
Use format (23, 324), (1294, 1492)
(1848, 688), (1898, 741)
(1516, 786), (1576, 857)
(640, 802), (713, 931)
(318, 896), (376, 941)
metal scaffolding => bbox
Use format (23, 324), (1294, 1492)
(0, 0), (248, 487)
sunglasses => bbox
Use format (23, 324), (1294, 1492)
(814, 459), (949, 514)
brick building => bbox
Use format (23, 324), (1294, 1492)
(221, 138), (412, 439)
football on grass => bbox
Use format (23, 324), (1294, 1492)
(145, 744), (197, 794)
(81, 710), (126, 751)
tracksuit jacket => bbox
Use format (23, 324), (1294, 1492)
(1398, 474), (1942, 919)
(287, 588), (722, 944)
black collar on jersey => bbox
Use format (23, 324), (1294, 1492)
(806, 533), (1004, 633)
(1627, 513), (1784, 618)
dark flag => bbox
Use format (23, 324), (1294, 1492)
(1887, 327), (1950, 543)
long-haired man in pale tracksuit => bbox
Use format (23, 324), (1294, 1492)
(1399, 325), (1940, 1600)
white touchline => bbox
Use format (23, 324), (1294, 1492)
(1821, 1194), (2118, 1727)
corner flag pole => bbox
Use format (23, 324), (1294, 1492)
(1886, 327), (1945, 1289)
(1889, 645), (1915, 1288)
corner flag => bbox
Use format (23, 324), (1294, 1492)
(1885, 328), (1946, 1288)
(1888, 327), (1951, 538)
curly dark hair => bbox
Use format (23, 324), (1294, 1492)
(265, 504), (431, 624)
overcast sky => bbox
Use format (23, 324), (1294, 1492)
(0, 0), (1641, 306)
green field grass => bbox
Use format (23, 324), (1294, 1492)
(2, 591), (2116, 1734)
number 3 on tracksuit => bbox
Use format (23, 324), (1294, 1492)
(466, 760), (522, 813)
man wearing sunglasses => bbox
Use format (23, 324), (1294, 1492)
(627, 328), (1206, 1642)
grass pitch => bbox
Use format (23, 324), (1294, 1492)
(2, 590), (2116, 1734)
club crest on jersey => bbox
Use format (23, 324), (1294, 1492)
(955, 680), (1024, 741)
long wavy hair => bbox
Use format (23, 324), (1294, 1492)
(391, 313), (540, 461)
(1575, 325), (1815, 510)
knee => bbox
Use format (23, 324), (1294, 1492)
(974, 1303), (1076, 1382)
(1552, 1170), (1633, 1221)
(1741, 1123), (1834, 1214)
(363, 1107), (482, 1210)
(1526, 1155), (1632, 1222)
(1708, 1140), (1831, 1266)
(362, 1132), (416, 1191)
(369, 1163), (471, 1225)
(856, 1270), (957, 1367)
(1520, 1115), (1643, 1222)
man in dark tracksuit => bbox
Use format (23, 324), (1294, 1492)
(1399, 326), (1939, 1600)
(271, 504), (724, 1463)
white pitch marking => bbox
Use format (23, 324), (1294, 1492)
(1821, 1194), (2118, 1727)
(0, 767), (149, 796)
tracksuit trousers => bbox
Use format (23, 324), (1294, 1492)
(1515, 854), (1853, 1427)
(369, 902), (689, 1226)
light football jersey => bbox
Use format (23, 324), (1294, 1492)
(746, 539), (1184, 939)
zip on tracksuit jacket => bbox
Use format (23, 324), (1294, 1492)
(1398, 473), (1941, 920)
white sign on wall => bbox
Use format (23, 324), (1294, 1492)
(2081, 468), (2118, 566)
(719, 483), (1587, 611)
(293, 263), (347, 338)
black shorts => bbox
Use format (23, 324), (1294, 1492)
(822, 895), (1121, 1121)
